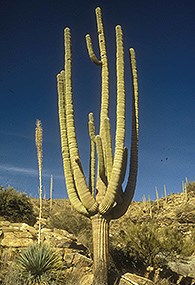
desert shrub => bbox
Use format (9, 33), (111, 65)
(111, 220), (194, 272)
(158, 227), (186, 258)
(111, 221), (163, 270)
(157, 225), (195, 257)
(48, 207), (92, 255)
(125, 222), (162, 266)
(0, 248), (19, 284)
(0, 186), (36, 225)
(186, 181), (195, 195)
(175, 203), (195, 224)
(48, 206), (90, 235)
(154, 279), (174, 285)
(14, 243), (64, 284)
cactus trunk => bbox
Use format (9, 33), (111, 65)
(91, 214), (109, 285)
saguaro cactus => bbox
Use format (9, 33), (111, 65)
(57, 7), (139, 285)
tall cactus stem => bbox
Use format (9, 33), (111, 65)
(96, 7), (109, 139)
(57, 71), (89, 216)
(86, 7), (109, 150)
(107, 48), (139, 220)
(88, 113), (96, 196)
(64, 28), (98, 214)
(123, 48), (139, 197)
(95, 135), (106, 184)
(103, 117), (113, 181)
(99, 25), (125, 215)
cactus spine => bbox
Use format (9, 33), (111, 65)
(57, 7), (139, 285)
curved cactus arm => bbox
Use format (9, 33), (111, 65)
(113, 147), (128, 206)
(74, 157), (98, 213)
(123, 48), (139, 200)
(64, 27), (98, 214)
(109, 48), (139, 220)
(86, 34), (101, 65)
(103, 117), (113, 181)
(57, 71), (89, 216)
(99, 25), (125, 215)
(88, 113), (96, 196)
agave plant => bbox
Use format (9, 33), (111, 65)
(16, 243), (63, 284)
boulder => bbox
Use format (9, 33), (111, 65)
(119, 273), (154, 285)
(79, 273), (93, 285)
(168, 255), (195, 278)
(41, 227), (75, 248)
(0, 221), (36, 247)
(79, 272), (154, 285)
(64, 248), (92, 268)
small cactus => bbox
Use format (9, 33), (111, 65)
(155, 186), (160, 210)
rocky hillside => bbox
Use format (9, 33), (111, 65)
(0, 185), (195, 285)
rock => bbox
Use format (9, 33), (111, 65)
(79, 273), (93, 285)
(42, 228), (76, 248)
(1, 231), (35, 247)
(0, 221), (36, 247)
(168, 255), (195, 278)
(119, 273), (154, 285)
(64, 248), (92, 268)
(79, 272), (154, 285)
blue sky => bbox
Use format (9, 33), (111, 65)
(0, 0), (194, 201)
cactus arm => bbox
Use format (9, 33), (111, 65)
(95, 135), (106, 184)
(113, 147), (128, 206)
(86, 34), (101, 65)
(123, 48), (139, 202)
(99, 25), (125, 215)
(96, 7), (109, 143)
(120, 147), (128, 185)
(57, 71), (89, 216)
(74, 157), (98, 213)
(88, 113), (96, 142)
(86, 7), (109, 201)
(86, 7), (109, 143)
(64, 27), (98, 214)
(88, 113), (96, 196)
(109, 48), (139, 220)
(103, 118), (113, 181)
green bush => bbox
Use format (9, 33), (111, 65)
(186, 181), (195, 194)
(111, 221), (163, 272)
(48, 206), (90, 235)
(112, 220), (195, 271)
(0, 186), (36, 225)
(48, 206), (93, 255)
